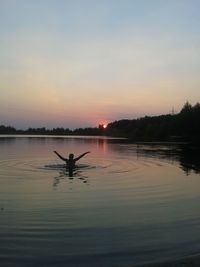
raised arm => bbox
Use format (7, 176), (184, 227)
(54, 151), (67, 162)
(74, 151), (90, 161)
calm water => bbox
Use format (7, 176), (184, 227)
(0, 136), (200, 267)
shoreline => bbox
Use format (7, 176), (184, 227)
(134, 253), (200, 267)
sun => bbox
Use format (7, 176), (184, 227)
(99, 123), (108, 129)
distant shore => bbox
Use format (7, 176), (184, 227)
(134, 253), (200, 267)
(1, 102), (200, 143)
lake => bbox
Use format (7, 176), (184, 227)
(0, 135), (200, 267)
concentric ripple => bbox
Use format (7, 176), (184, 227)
(1, 137), (200, 267)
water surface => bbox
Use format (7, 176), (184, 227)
(0, 136), (200, 267)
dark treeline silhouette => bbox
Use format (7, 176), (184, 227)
(0, 125), (17, 134)
(1, 102), (200, 142)
(105, 102), (200, 142)
(0, 125), (103, 136)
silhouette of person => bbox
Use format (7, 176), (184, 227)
(54, 151), (90, 176)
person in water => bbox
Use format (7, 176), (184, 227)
(54, 150), (90, 176)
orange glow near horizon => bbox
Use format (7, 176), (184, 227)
(99, 121), (108, 129)
(1, 1), (199, 130)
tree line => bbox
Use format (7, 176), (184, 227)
(1, 102), (200, 142)
(0, 125), (102, 136)
(105, 102), (200, 142)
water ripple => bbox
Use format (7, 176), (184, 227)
(1, 141), (200, 267)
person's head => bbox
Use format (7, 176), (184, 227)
(69, 153), (74, 159)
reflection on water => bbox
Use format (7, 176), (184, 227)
(179, 147), (200, 175)
(0, 136), (200, 267)
(133, 143), (200, 175)
(49, 164), (90, 187)
(53, 171), (88, 188)
(44, 162), (95, 187)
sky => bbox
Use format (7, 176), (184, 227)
(0, 0), (200, 129)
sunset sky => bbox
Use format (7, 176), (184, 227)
(1, 0), (200, 129)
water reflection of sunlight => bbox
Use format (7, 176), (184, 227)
(97, 138), (107, 153)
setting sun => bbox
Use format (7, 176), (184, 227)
(98, 123), (108, 130)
